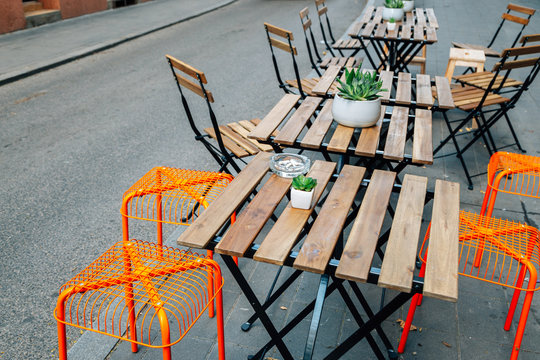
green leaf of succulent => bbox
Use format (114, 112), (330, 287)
(335, 68), (388, 101)
(292, 175), (317, 192)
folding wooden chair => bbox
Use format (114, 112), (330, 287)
(452, 3), (536, 58)
(299, 7), (362, 74)
(263, 22), (338, 98)
(480, 152), (540, 218)
(314, 0), (366, 57)
(55, 240), (226, 360)
(434, 44), (540, 189)
(398, 210), (540, 360)
(166, 55), (275, 175)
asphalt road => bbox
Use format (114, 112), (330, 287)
(0, 0), (364, 358)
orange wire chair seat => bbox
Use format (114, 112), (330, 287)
(481, 152), (540, 219)
(120, 167), (234, 226)
(54, 240), (225, 359)
(399, 211), (540, 360)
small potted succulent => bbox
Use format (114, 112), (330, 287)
(382, 0), (404, 21)
(332, 68), (387, 128)
(387, 17), (397, 31)
(403, 0), (414, 12)
(291, 175), (317, 209)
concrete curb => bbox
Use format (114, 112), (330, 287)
(0, 0), (237, 86)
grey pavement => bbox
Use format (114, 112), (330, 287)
(2, 0), (540, 359)
(0, 0), (236, 85)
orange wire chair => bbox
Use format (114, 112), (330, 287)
(398, 211), (540, 360)
(54, 240), (225, 360)
(480, 152), (540, 218)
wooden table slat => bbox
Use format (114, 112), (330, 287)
(412, 108), (433, 165)
(335, 170), (396, 282)
(349, 21), (364, 37)
(415, 74), (433, 107)
(214, 174), (291, 256)
(372, 6), (383, 23)
(360, 6), (375, 23)
(435, 76), (455, 109)
(426, 26), (437, 42)
(395, 72), (412, 105)
(415, 8), (426, 27)
(424, 180), (460, 302)
(362, 21), (377, 37)
(177, 152), (272, 248)
(248, 94), (300, 141)
(301, 100), (334, 149)
(405, 12), (414, 26)
(327, 124), (355, 153)
(274, 96), (322, 145)
(355, 105), (385, 157)
(312, 65), (341, 95)
(294, 165), (367, 273)
(401, 24), (412, 40)
(426, 8), (439, 28)
(378, 174), (428, 292)
(383, 106), (409, 161)
(253, 161), (337, 265)
(374, 22), (386, 38)
(379, 70), (393, 101)
(413, 24), (424, 41)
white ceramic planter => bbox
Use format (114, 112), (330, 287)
(331, 95), (381, 128)
(403, 1), (414, 12)
(387, 22), (397, 31)
(291, 188), (314, 210)
(382, 7), (404, 21)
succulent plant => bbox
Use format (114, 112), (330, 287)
(292, 175), (317, 192)
(336, 68), (387, 101)
(384, 0), (404, 8)
(389, 17), (396, 23)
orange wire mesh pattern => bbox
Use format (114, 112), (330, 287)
(120, 167), (233, 225)
(487, 152), (540, 199)
(54, 240), (223, 348)
(420, 211), (540, 291)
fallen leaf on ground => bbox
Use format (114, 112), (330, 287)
(280, 306), (287, 310)
(396, 318), (417, 331)
(442, 341), (452, 348)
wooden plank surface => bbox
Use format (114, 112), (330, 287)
(395, 72), (412, 105)
(335, 170), (396, 282)
(415, 74), (433, 107)
(435, 76), (455, 109)
(312, 65), (341, 95)
(426, 26), (437, 42)
(424, 180), (460, 302)
(378, 174), (428, 292)
(355, 105), (385, 157)
(383, 106), (409, 161)
(412, 109), (433, 165)
(204, 127), (249, 158)
(227, 122), (273, 152)
(379, 71), (393, 102)
(248, 94), (300, 141)
(401, 24), (412, 40)
(219, 125), (259, 155)
(253, 161), (336, 265)
(214, 174), (291, 257)
(416, 8), (426, 27)
(274, 96), (322, 145)
(426, 8), (438, 28)
(413, 25), (424, 41)
(177, 152), (272, 249)
(327, 125), (355, 153)
(301, 100), (334, 149)
(294, 165), (366, 273)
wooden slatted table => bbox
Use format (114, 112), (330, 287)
(349, 6), (438, 73)
(177, 152), (460, 360)
(248, 73), (454, 174)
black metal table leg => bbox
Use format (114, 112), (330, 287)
(303, 274), (329, 360)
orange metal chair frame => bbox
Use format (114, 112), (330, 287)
(480, 152), (540, 218)
(54, 240), (225, 360)
(398, 211), (540, 360)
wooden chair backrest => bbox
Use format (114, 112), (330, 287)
(166, 55), (214, 103)
(264, 22), (298, 55)
(520, 34), (540, 45)
(493, 44), (540, 71)
(300, 7), (312, 31)
(315, 0), (328, 17)
(503, 3), (536, 25)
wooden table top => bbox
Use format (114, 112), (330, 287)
(349, 6), (438, 43)
(177, 152), (460, 302)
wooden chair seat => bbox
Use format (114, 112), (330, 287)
(204, 119), (275, 159)
(453, 71), (523, 90)
(451, 86), (510, 111)
(332, 38), (367, 50)
(320, 56), (362, 69)
(452, 42), (502, 57)
(285, 78), (338, 97)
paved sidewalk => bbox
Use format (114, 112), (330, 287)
(0, 0), (236, 85)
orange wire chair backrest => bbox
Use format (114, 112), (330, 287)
(121, 167), (233, 226)
(54, 240), (223, 348)
(487, 152), (540, 199)
(420, 211), (540, 291)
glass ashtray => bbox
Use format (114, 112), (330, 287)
(269, 153), (311, 178)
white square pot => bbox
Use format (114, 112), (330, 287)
(291, 188), (314, 210)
